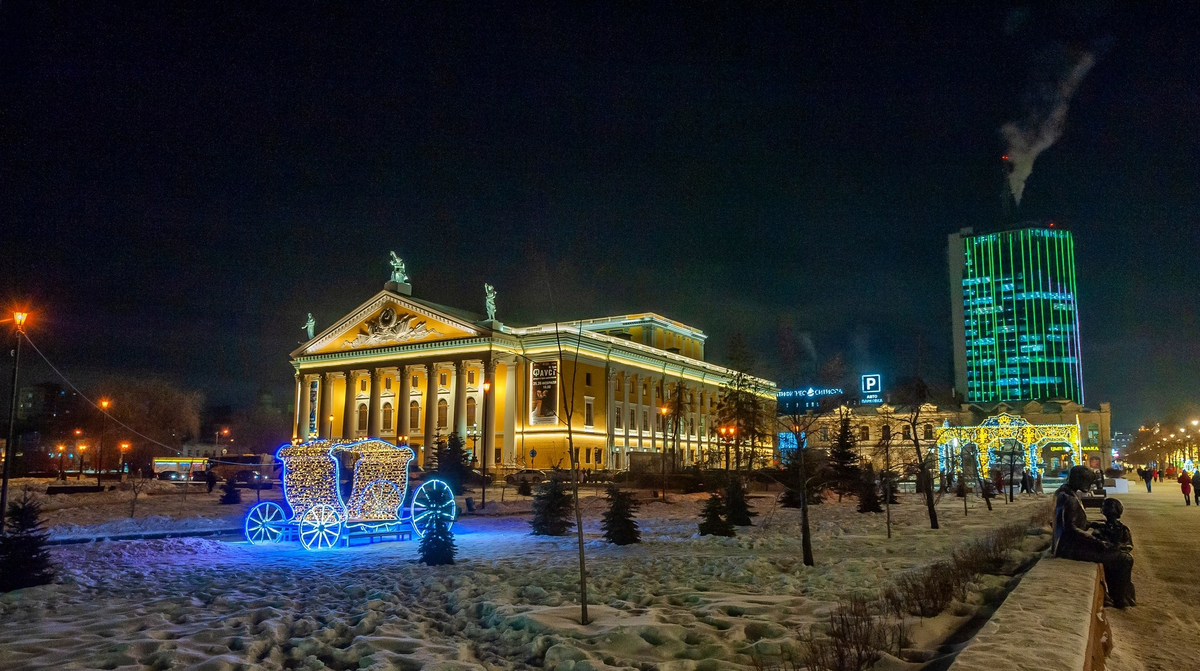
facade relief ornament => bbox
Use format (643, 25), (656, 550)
(343, 307), (443, 349)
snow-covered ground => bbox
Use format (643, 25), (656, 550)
(0, 488), (1050, 670)
(1104, 485), (1200, 671)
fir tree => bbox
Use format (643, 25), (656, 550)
(857, 466), (884, 513)
(218, 477), (242, 504)
(880, 469), (900, 505)
(600, 486), (641, 545)
(418, 487), (457, 565)
(439, 433), (471, 495)
(724, 477), (755, 526)
(780, 446), (825, 508)
(827, 416), (861, 502)
(0, 490), (55, 592)
(698, 493), (735, 537)
(530, 477), (574, 536)
(517, 480), (533, 497)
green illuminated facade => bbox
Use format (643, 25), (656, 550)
(948, 225), (1085, 405)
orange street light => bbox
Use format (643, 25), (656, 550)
(483, 381), (491, 392)
(12, 312), (28, 331)
(100, 399), (110, 410)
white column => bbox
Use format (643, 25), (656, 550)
(367, 369), (382, 438)
(483, 359), (497, 466)
(399, 366), (413, 441)
(503, 360), (517, 466)
(293, 372), (305, 441)
(454, 361), (468, 438)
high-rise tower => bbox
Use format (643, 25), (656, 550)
(948, 223), (1084, 405)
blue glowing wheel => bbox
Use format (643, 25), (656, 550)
(245, 501), (287, 544)
(410, 479), (456, 537)
(299, 504), (343, 551)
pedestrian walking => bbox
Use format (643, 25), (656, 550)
(1179, 471), (1193, 506)
(206, 469), (218, 494)
(1138, 467), (1153, 493)
(1193, 468), (1200, 506)
(1153, 467), (1160, 483)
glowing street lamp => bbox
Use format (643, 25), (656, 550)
(1, 311), (30, 533)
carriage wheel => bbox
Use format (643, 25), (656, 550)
(299, 504), (343, 550)
(245, 501), (286, 544)
(410, 479), (456, 537)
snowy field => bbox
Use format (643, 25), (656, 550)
(0, 487), (1051, 670)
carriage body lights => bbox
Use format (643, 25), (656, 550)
(273, 438), (415, 525)
(934, 413), (1079, 476)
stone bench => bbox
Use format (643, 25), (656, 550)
(949, 557), (1110, 671)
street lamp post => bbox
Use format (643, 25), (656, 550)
(1, 311), (28, 534)
(74, 429), (82, 480)
(120, 442), (131, 475)
(659, 406), (669, 501)
(98, 399), (111, 488)
(57, 444), (66, 481)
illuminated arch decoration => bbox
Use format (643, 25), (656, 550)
(934, 413), (1080, 476)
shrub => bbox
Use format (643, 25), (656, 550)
(801, 594), (888, 671)
(530, 478), (574, 536)
(516, 480), (533, 497)
(601, 486), (641, 545)
(0, 490), (56, 592)
(725, 477), (755, 526)
(418, 486), (456, 565)
(698, 493), (735, 537)
(218, 478), (242, 505)
(894, 561), (956, 617)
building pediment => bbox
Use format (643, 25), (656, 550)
(294, 291), (485, 358)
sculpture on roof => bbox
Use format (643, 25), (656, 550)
(389, 251), (409, 284)
(484, 283), (497, 321)
(302, 313), (316, 340)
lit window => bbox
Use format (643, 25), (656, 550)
(859, 425), (870, 441)
(923, 424), (934, 440)
(902, 425), (912, 440)
(467, 397), (477, 426)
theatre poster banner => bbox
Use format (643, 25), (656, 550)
(530, 360), (559, 425)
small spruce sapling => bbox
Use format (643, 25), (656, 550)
(219, 477), (242, 505)
(600, 486), (641, 545)
(530, 477), (574, 536)
(857, 466), (884, 514)
(0, 490), (56, 592)
(698, 492), (735, 537)
(418, 487), (457, 565)
(517, 480), (533, 497)
(724, 477), (755, 526)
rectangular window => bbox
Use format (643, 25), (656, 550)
(643, 411), (648, 431)
(360, 379), (367, 392)
(585, 449), (591, 464)
(412, 375), (419, 387)
(385, 378), (392, 390)
(468, 370), (475, 384)
(585, 372), (592, 386)
(630, 409), (636, 429)
(615, 408), (623, 429)
(594, 448), (602, 465)
(439, 372), (447, 387)
(584, 399), (594, 427)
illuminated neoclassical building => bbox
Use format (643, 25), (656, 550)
(291, 255), (776, 471)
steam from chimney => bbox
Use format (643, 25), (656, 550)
(1001, 50), (1096, 205)
(1000, 3), (1111, 206)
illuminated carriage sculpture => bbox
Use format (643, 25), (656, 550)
(244, 439), (456, 550)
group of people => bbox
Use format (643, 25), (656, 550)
(1136, 465), (1200, 505)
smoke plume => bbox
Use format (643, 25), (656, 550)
(1000, 3), (1110, 206)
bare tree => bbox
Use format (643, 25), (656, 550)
(553, 323), (590, 625)
(125, 471), (153, 518)
(891, 377), (940, 530)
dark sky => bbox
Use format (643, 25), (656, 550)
(2, 2), (1197, 430)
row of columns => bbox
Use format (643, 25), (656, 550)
(609, 371), (719, 466)
(294, 358), (515, 467)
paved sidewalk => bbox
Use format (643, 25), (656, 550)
(1105, 483), (1200, 671)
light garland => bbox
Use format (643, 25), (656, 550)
(934, 413), (1080, 475)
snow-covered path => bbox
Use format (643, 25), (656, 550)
(1105, 484), (1200, 671)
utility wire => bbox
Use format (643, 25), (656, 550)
(20, 332), (186, 455)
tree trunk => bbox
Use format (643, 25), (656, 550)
(922, 466), (939, 530)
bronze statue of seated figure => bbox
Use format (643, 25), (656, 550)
(1053, 466), (1135, 608)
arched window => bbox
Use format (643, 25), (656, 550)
(382, 402), (393, 431)
(881, 424), (891, 441)
(357, 403), (368, 431)
(437, 399), (448, 428)
(410, 401), (420, 430)
(466, 397), (477, 426)
(859, 425), (870, 441)
(902, 424), (912, 440)
(923, 423), (934, 440)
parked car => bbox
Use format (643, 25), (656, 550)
(505, 469), (547, 485)
(157, 470), (180, 481)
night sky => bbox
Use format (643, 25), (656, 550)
(2, 3), (1197, 430)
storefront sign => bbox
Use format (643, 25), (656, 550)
(529, 360), (559, 425)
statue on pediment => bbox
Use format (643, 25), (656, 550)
(485, 283), (497, 321)
(302, 313), (316, 340)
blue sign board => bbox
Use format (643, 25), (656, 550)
(777, 386), (844, 414)
(860, 374), (883, 405)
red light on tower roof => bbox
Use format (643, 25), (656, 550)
(1001, 155), (1009, 160)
